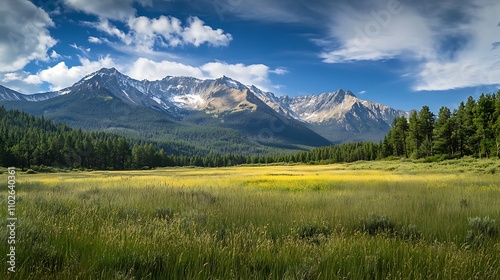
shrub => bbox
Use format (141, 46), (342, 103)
(26, 169), (37, 174)
(360, 214), (396, 235)
(466, 216), (498, 247)
(485, 167), (496, 174)
(31, 165), (57, 173)
(400, 224), (421, 241)
(298, 224), (332, 239)
(297, 224), (332, 244)
(155, 208), (176, 221)
(459, 198), (470, 208)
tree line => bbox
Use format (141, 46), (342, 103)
(383, 92), (500, 159)
(1, 91), (499, 170)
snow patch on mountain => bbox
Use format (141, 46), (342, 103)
(171, 93), (204, 110)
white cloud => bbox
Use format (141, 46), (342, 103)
(270, 67), (289, 75)
(319, 0), (500, 91)
(127, 16), (183, 47)
(0, 71), (42, 93)
(70, 43), (91, 55)
(413, 1), (500, 91)
(24, 74), (43, 85)
(201, 62), (270, 85)
(10, 57), (284, 93)
(127, 58), (204, 80)
(5, 56), (284, 93)
(50, 50), (62, 60)
(320, 3), (435, 63)
(88, 15), (232, 55)
(127, 58), (279, 91)
(91, 18), (130, 43)
(63, 0), (152, 21)
(181, 17), (232, 47)
(0, 0), (57, 72)
(88, 36), (103, 44)
(26, 56), (115, 90)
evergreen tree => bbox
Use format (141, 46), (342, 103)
(407, 111), (421, 157)
(418, 106), (435, 157)
(390, 117), (409, 157)
(494, 91), (500, 157)
(454, 102), (467, 156)
(463, 96), (478, 155)
(433, 106), (454, 156)
(474, 94), (495, 158)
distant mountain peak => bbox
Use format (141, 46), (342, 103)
(78, 67), (121, 84)
(321, 89), (355, 98)
(215, 75), (246, 90)
(96, 67), (118, 74)
(0, 70), (410, 143)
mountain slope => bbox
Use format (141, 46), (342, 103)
(253, 89), (410, 143)
(0, 69), (331, 154)
(0, 67), (410, 147)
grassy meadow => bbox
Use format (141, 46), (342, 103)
(1, 158), (500, 279)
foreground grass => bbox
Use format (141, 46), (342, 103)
(1, 159), (500, 279)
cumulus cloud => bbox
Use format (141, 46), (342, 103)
(201, 62), (270, 85)
(12, 56), (284, 93)
(127, 16), (183, 47)
(0, 71), (43, 93)
(87, 15), (232, 55)
(25, 56), (115, 90)
(127, 58), (204, 80)
(181, 17), (233, 47)
(0, 0), (57, 72)
(127, 59), (280, 91)
(67, 0), (232, 53)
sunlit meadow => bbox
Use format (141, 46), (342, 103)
(1, 158), (500, 279)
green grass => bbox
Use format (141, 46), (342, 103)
(1, 159), (500, 279)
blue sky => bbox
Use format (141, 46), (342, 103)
(1, 0), (499, 112)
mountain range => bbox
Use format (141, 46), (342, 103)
(0, 68), (409, 155)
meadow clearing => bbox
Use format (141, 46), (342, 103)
(1, 158), (500, 279)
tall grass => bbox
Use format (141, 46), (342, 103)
(1, 159), (499, 279)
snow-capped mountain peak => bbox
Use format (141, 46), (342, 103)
(0, 68), (410, 142)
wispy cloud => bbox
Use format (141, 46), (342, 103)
(88, 36), (103, 44)
(70, 43), (91, 56)
(205, 0), (500, 92)
(318, 0), (500, 91)
(63, 0), (152, 21)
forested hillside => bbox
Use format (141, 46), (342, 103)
(1, 91), (499, 170)
(0, 107), (285, 169)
